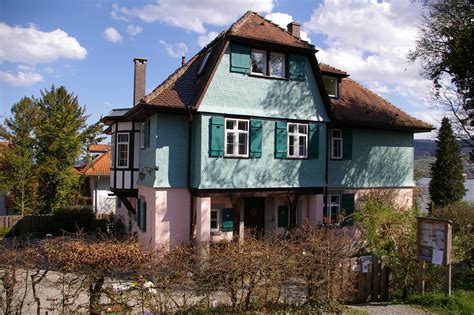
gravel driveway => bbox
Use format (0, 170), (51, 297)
(348, 302), (437, 315)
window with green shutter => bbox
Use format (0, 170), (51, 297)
(278, 205), (289, 228)
(230, 44), (251, 74)
(308, 123), (320, 159)
(341, 194), (355, 226)
(342, 128), (353, 160)
(209, 116), (224, 157)
(250, 119), (262, 158)
(289, 54), (306, 81)
(275, 121), (287, 159)
(136, 198), (141, 229)
(222, 208), (233, 232)
(144, 119), (150, 148)
(141, 200), (147, 232)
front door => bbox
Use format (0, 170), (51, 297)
(244, 197), (265, 238)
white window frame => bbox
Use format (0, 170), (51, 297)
(250, 49), (267, 76)
(210, 208), (220, 232)
(287, 123), (308, 158)
(331, 129), (343, 159)
(116, 132), (129, 168)
(140, 122), (145, 149)
(224, 118), (249, 158)
(269, 52), (286, 78)
(324, 195), (340, 222)
(323, 76), (338, 98)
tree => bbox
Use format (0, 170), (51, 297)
(0, 97), (39, 215)
(408, 0), (474, 157)
(35, 86), (103, 213)
(429, 117), (465, 208)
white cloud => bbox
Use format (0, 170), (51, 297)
(304, 0), (430, 101)
(0, 70), (43, 86)
(0, 22), (87, 65)
(265, 12), (311, 43)
(127, 24), (143, 37)
(198, 31), (219, 47)
(104, 27), (123, 43)
(159, 40), (188, 58)
(111, 4), (129, 21)
(112, 0), (274, 33)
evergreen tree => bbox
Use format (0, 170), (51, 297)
(0, 97), (39, 215)
(429, 117), (465, 208)
(35, 86), (102, 213)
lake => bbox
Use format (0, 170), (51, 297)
(416, 178), (474, 212)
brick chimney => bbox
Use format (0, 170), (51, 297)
(181, 56), (186, 67)
(133, 57), (147, 106)
(287, 22), (301, 39)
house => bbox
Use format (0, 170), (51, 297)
(77, 144), (116, 214)
(102, 11), (432, 250)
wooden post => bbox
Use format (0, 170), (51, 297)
(445, 263), (452, 296)
(445, 222), (452, 296)
(418, 261), (425, 295)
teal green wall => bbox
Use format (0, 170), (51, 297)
(328, 129), (414, 188)
(138, 113), (189, 188)
(192, 113), (327, 189)
(198, 46), (330, 122)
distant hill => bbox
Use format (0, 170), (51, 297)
(414, 139), (436, 159)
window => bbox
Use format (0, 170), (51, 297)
(270, 52), (285, 78)
(251, 49), (267, 75)
(117, 133), (129, 168)
(323, 76), (338, 97)
(287, 123), (308, 158)
(225, 118), (249, 157)
(198, 49), (212, 75)
(331, 129), (343, 159)
(324, 195), (340, 222)
(210, 208), (220, 231)
(111, 134), (115, 167)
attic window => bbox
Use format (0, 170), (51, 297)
(197, 49), (212, 75)
(323, 76), (338, 98)
(251, 49), (267, 75)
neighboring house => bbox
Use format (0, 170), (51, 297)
(78, 144), (116, 214)
(102, 11), (432, 250)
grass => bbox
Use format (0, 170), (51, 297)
(0, 226), (12, 238)
(406, 290), (474, 315)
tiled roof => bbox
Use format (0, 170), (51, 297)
(331, 76), (432, 130)
(319, 63), (349, 77)
(229, 11), (313, 50)
(82, 151), (110, 176)
(88, 144), (110, 152)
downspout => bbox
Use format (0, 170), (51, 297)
(187, 106), (195, 242)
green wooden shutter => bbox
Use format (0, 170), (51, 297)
(275, 121), (287, 159)
(250, 119), (262, 158)
(343, 128), (352, 160)
(221, 208), (233, 232)
(209, 116), (224, 157)
(230, 44), (250, 74)
(289, 54), (306, 81)
(144, 119), (150, 148)
(341, 194), (355, 226)
(142, 200), (147, 232)
(308, 123), (320, 159)
(278, 205), (289, 228)
(136, 198), (141, 229)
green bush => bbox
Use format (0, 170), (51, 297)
(406, 290), (474, 315)
(50, 206), (95, 235)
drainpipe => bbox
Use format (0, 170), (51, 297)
(186, 107), (195, 242)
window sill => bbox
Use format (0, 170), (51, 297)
(224, 155), (250, 159)
(249, 73), (289, 81)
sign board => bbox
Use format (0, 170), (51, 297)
(416, 217), (452, 265)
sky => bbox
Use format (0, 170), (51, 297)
(0, 0), (446, 139)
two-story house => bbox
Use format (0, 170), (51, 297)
(102, 11), (432, 250)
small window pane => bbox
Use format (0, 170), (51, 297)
(331, 195), (339, 203)
(226, 120), (235, 129)
(118, 134), (129, 142)
(270, 53), (285, 78)
(251, 50), (266, 74)
(289, 124), (296, 133)
(323, 77), (337, 97)
(299, 125), (307, 134)
(238, 121), (248, 131)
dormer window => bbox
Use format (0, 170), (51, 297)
(270, 52), (285, 78)
(251, 49), (267, 75)
(323, 76), (338, 98)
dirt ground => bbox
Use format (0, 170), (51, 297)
(348, 302), (437, 315)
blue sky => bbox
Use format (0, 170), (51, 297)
(1, 0), (442, 138)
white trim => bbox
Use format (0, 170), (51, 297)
(250, 49), (267, 75)
(287, 123), (308, 158)
(116, 132), (129, 168)
(324, 195), (340, 222)
(331, 129), (343, 159)
(269, 52), (286, 78)
(224, 118), (249, 158)
(210, 207), (220, 232)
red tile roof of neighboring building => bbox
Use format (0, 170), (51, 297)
(319, 63), (349, 77)
(88, 144), (110, 152)
(82, 151), (110, 176)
